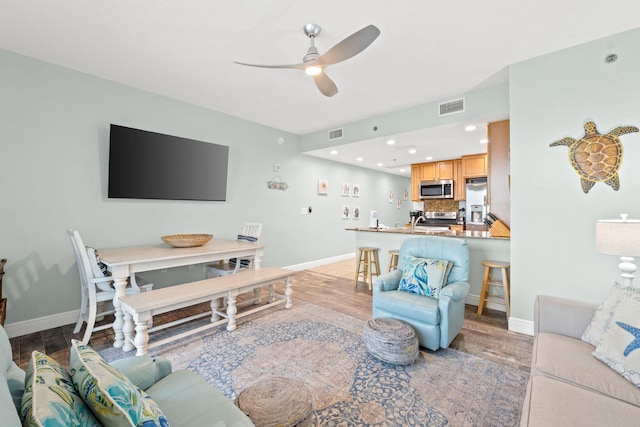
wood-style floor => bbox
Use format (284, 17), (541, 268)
(10, 260), (533, 372)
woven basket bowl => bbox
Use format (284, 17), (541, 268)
(161, 234), (213, 248)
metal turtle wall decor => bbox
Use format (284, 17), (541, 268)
(550, 121), (638, 193)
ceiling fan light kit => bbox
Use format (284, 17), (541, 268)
(234, 23), (380, 97)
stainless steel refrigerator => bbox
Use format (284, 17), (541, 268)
(465, 178), (488, 225)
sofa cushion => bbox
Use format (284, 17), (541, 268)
(21, 351), (100, 427)
(69, 340), (169, 427)
(593, 292), (640, 387)
(373, 289), (439, 325)
(522, 375), (640, 426)
(145, 369), (254, 427)
(398, 255), (452, 298)
(582, 283), (638, 346)
(533, 332), (640, 407)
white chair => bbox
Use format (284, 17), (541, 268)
(68, 229), (153, 344)
(206, 223), (263, 278)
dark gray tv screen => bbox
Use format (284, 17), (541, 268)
(108, 124), (229, 201)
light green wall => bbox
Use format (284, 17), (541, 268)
(0, 49), (409, 324)
(510, 27), (640, 321)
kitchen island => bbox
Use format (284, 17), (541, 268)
(346, 227), (510, 313)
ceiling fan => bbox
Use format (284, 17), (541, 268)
(234, 24), (381, 97)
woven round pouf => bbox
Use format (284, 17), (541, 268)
(235, 377), (313, 427)
(363, 317), (419, 365)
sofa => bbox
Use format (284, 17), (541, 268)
(0, 324), (254, 426)
(520, 295), (640, 426)
(372, 236), (470, 351)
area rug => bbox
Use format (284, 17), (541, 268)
(101, 301), (528, 426)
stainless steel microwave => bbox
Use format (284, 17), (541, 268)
(420, 180), (454, 199)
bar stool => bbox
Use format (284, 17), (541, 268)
(477, 260), (511, 318)
(388, 249), (399, 272)
(354, 247), (381, 291)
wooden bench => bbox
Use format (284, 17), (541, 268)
(119, 267), (294, 355)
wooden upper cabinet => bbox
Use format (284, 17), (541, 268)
(453, 159), (465, 201)
(488, 119), (510, 227)
(461, 153), (487, 178)
(420, 160), (453, 181)
(411, 164), (420, 201)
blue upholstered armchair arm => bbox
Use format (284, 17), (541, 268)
(109, 355), (172, 391)
(372, 270), (402, 293)
(438, 281), (470, 302)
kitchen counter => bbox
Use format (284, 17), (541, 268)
(347, 227), (510, 315)
(345, 226), (509, 240)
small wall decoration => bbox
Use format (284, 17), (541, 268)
(342, 183), (350, 197)
(352, 184), (360, 197)
(403, 189), (408, 201)
(550, 121), (638, 193)
(342, 205), (351, 219)
(396, 199), (402, 209)
(353, 206), (360, 220)
(388, 191), (394, 203)
(267, 175), (288, 191)
(318, 179), (328, 195)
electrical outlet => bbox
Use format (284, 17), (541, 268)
(188, 264), (195, 270)
(161, 268), (167, 273)
(300, 207), (308, 215)
(274, 163), (281, 172)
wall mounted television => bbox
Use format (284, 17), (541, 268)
(108, 124), (229, 201)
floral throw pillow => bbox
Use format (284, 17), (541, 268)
(398, 255), (452, 298)
(69, 340), (170, 427)
(21, 351), (100, 427)
(582, 283), (639, 347)
(593, 292), (640, 387)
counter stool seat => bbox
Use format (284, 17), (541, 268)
(354, 247), (380, 291)
(235, 377), (313, 427)
(477, 260), (510, 318)
(388, 249), (399, 272)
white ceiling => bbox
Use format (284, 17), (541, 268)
(2, 1), (639, 176)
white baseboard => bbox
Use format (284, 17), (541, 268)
(466, 293), (534, 336)
(285, 253), (355, 271)
(508, 317), (534, 336)
(4, 310), (80, 339)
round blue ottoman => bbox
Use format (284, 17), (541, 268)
(363, 317), (419, 365)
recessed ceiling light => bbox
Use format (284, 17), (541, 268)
(425, 156), (433, 161)
(330, 150), (338, 155)
(399, 168), (406, 173)
(408, 148), (417, 154)
(465, 124), (477, 132)
(377, 162), (383, 167)
(356, 157), (364, 162)
(386, 139), (396, 145)
(480, 138), (488, 144)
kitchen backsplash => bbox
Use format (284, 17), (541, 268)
(423, 199), (459, 212)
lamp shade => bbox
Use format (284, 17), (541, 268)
(595, 216), (640, 256)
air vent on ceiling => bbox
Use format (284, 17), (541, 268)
(438, 98), (465, 116)
(328, 128), (344, 141)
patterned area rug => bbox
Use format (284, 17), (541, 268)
(101, 301), (528, 426)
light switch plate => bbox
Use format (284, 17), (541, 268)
(274, 163), (281, 172)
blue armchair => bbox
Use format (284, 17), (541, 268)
(372, 236), (470, 351)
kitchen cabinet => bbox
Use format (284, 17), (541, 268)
(453, 159), (465, 201)
(462, 153), (487, 178)
(411, 164), (420, 201)
(420, 160), (453, 181)
(488, 120), (510, 227)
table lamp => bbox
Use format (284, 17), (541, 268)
(595, 213), (640, 288)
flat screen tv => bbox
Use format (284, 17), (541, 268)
(108, 124), (229, 201)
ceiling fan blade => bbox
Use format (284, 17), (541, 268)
(234, 61), (305, 70)
(317, 24), (380, 66)
(313, 72), (338, 97)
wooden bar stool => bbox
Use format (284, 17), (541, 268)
(354, 247), (381, 291)
(477, 260), (511, 318)
(388, 249), (399, 272)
